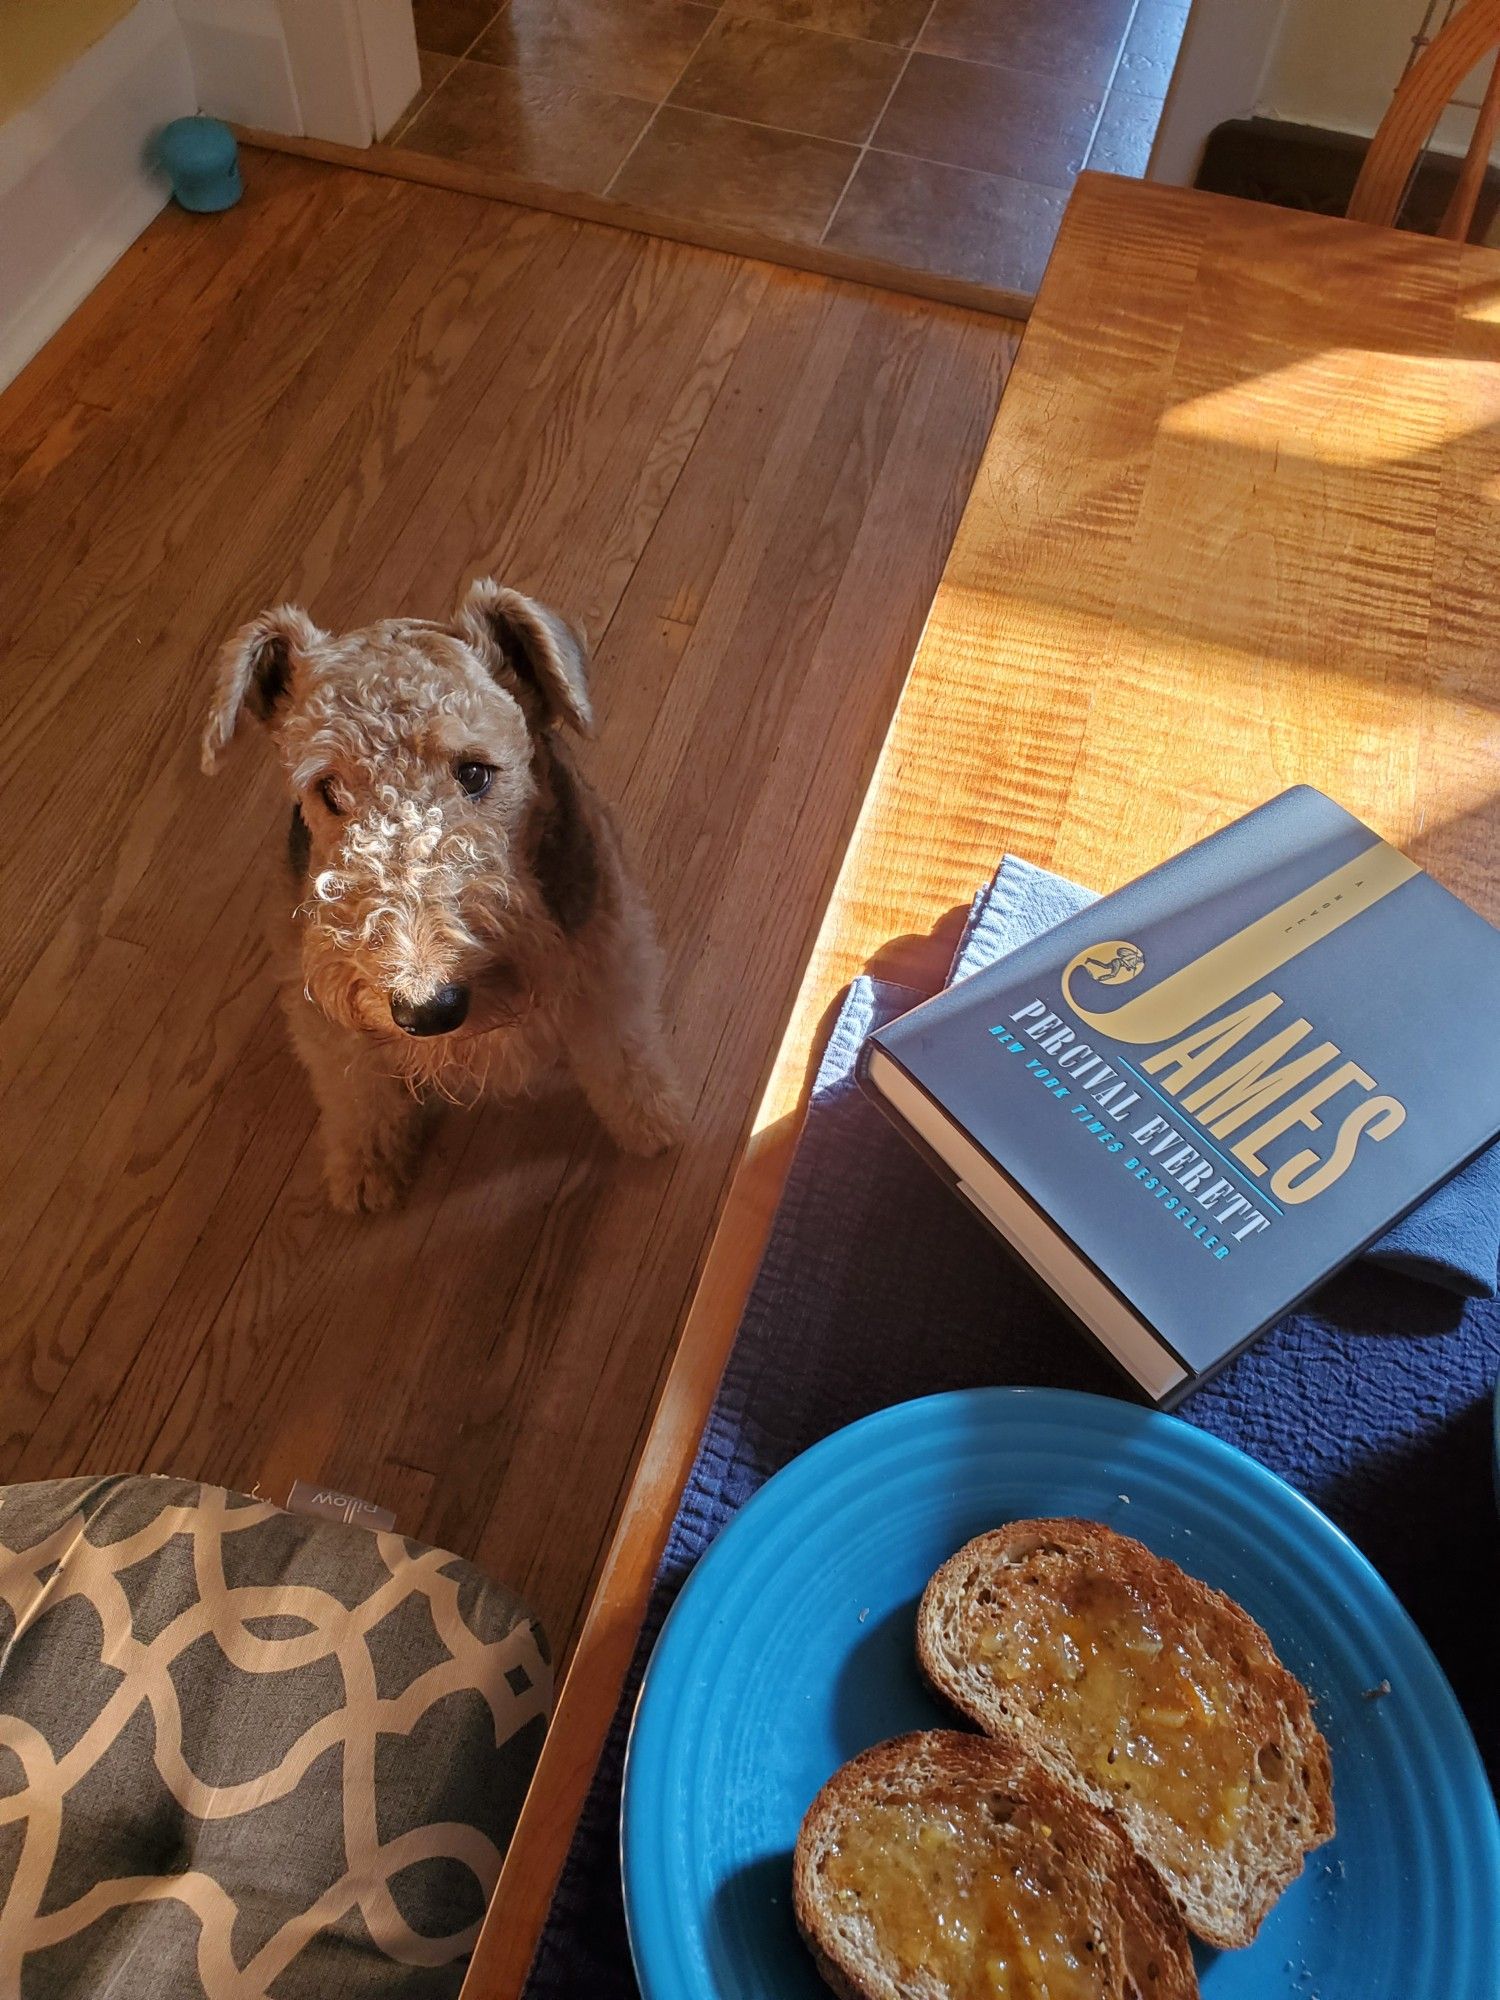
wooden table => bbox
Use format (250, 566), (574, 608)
(463, 170), (1500, 1996)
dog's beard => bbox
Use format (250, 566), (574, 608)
(298, 925), (547, 1044)
(298, 934), (565, 1109)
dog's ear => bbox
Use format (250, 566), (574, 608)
(456, 577), (594, 738)
(201, 605), (326, 775)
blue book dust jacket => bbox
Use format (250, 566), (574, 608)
(861, 788), (1500, 1384)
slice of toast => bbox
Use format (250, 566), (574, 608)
(916, 1520), (1335, 1950)
(794, 1730), (1197, 2000)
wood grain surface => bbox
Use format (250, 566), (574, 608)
(470, 171), (1500, 1995)
(0, 152), (1009, 1691)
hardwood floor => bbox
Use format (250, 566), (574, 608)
(0, 153), (1012, 1663)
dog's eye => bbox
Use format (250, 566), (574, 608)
(455, 761), (495, 799)
(316, 776), (344, 816)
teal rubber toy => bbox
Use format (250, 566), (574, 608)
(157, 116), (242, 213)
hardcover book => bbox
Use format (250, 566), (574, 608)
(859, 788), (1500, 1404)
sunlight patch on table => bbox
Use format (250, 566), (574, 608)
(1162, 350), (1500, 467)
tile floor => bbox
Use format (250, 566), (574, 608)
(388, 0), (1189, 304)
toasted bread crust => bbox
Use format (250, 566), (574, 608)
(917, 1520), (1335, 1950)
(794, 1731), (1198, 2000)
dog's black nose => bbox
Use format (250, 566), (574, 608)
(390, 984), (470, 1037)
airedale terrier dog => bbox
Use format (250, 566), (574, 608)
(202, 578), (683, 1213)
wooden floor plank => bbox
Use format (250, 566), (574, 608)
(0, 159), (1012, 1683)
(0, 867), (271, 1467)
(0, 184), (266, 499)
(0, 160), (383, 665)
(12, 1005), (303, 1483)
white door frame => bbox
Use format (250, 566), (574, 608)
(177, 0), (420, 144)
(1148, 0), (1290, 185)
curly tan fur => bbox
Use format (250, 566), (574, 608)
(203, 578), (684, 1213)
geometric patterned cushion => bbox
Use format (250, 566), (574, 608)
(0, 1476), (551, 1999)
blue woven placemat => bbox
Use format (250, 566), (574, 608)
(522, 863), (1500, 2000)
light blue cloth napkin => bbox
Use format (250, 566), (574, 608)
(955, 856), (1500, 1301)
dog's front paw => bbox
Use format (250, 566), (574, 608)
(325, 1151), (411, 1215)
(602, 1076), (688, 1158)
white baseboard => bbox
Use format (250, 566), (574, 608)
(0, 0), (196, 392)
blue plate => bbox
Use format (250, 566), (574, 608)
(622, 1388), (1500, 2000)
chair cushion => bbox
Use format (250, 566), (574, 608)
(0, 1475), (551, 1998)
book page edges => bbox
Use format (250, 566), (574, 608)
(865, 1048), (1188, 1403)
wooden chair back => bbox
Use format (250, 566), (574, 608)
(1348, 0), (1500, 238)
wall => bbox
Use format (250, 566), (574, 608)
(0, 0), (195, 388)
(1259, 0), (1493, 157)
(1152, 0), (1494, 187)
(0, 0), (139, 121)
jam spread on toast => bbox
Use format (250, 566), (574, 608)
(978, 1570), (1262, 1867)
(824, 1797), (1107, 2000)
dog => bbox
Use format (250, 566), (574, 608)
(201, 577), (684, 1213)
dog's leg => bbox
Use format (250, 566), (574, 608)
(283, 992), (425, 1213)
(568, 889), (686, 1158)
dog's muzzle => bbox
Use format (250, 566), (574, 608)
(389, 984), (470, 1037)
